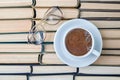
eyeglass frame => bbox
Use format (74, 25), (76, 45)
(28, 6), (64, 64)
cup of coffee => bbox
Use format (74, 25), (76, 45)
(54, 19), (102, 67)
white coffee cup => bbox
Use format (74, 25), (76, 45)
(54, 19), (102, 67)
(62, 27), (100, 60)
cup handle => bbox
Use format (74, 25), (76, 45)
(92, 50), (100, 57)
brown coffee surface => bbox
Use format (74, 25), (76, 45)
(65, 28), (92, 56)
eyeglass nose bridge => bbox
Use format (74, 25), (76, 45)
(34, 31), (44, 45)
(28, 22), (46, 44)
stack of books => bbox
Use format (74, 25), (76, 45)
(37, 0), (120, 80)
(0, 0), (120, 80)
(0, 0), (80, 64)
(77, 0), (120, 79)
(0, 0), (79, 80)
(79, 0), (120, 66)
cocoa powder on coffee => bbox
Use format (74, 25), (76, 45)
(65, 28), (92, 56)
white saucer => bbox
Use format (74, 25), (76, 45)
(54, 19), (102, 67)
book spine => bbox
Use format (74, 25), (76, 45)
(0, 0), (32, 7)
(35, 8), (80, 19)
(0, 44), (41, 52)
(81, 3), (120, 10)
(76, 76), (120, 80)
(0, 8), (79, 19)
(32, 66), (76, 74)
(42, 40), (120, 53)
(29, 75), (73, 80)
(41, 53), (120, 66)
(103, 39), (120, 49)
(0, 75), (27, 80)
(79, 66), (120, 74)
(35, 20), (120, 29)
(80, 12), (120, 19)
(35, 0), (80, 8)
(0, 8), (34, 19)
(0, 20), (120, 33)
(0, 20), (32, 33)
(1, 30), (120, 42)
(81, 0), (120, 2)
(0, 0), (81, 8)
(42, 53), (64, 64)
(102, 50), (120, 55)
(44, 43), (120, 54)
(0, 66), (30, 74)
(0, 53), (39, 64)
(94, 56), (120, 66)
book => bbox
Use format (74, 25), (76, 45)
(38, 20), (120, 30)
(0, 8), (33, 19)
(44, 39), (120, 52)
(36, 0), (80, 8)
(0, 32), (54, 42)
(3, 30), (120, 41)
(0, 0), (32, 7)
(44, 30), (120, 41)
(0, 20), (32, 33)
(44, 44), (120, 55)
(79, 66), (120, 74)
(81, 0), (120, 1)
(35, 20), (67, 31)
(102, 50), (120, 55)
(81, 12), (120, 18)
(0, 53), (39, 64)
(0, 20), (119, 33)
(45, 45), (120, 55)
(90, 20), (120, 29)
(44, 44), (54, 52)
(0, 34), (28, 42)
(42, 53), (120, 65)
(29, 75), (73, 80)
(36, 8), (79, 19)
(0, 20), (66, 33)
(32, 66), (76, 74)
(100, 29), (120, 39)
(23, 20), (120, 30)
(0, 0), (79, 8)
(103, 39), (120, 49)
(0, 75), (26, 80)
(45, 30), (120, 41)
(36, 20), (120, 30)
(1, 30), (120, 43)
(0, 8), (79, 19)
(94, 56), (120, 65)
(0, 66), (30, 73)
(76, 76), (120, 80)
(81, 3), (120, 10)
(42, 53), (64, 64)
(0, 44), (41, 52)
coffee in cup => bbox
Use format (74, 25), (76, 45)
(65, 28), (92, 56)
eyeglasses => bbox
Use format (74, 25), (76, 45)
(28, 6), (63, 64)
(28, 6), (63, 45)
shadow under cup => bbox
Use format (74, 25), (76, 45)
(65, 28), (93, 57)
